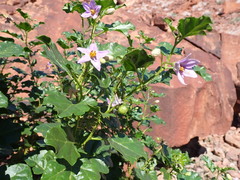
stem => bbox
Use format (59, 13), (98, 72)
(126, 66), (165, 98)
(81, 116), (101, 148)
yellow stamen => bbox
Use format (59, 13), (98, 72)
(90, 50), (96, 59)
(179, 66), (185, 71)
(90, 9), (96, 15)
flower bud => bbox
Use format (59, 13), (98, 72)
(103, 55), (114, 61)
(105, 8), (115, 15)
(151, 48), (161, 57)
(100, 58), (106, 64)
(154, 100), (160, 103)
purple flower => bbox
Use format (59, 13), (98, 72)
(77, 43), (109, 71)
(107, 95), (123, 107)
(174, 54), (200, 85)
(46, 62), (53, 70)
(81, 0), (101, 19)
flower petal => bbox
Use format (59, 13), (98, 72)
(81, 12), (92, 18)
(177, 72), (187, 85)
(90, 0), (96, 8)
(77, 47), (90, 54)
(183, 69), (198, 78)
(96, 50), (109, 60)
(89, 43), (98, 51)
(91, 59), (101, 71)
(82, 2), (90, 11)
(77, 55), (90, 64)
(181, 59), (200, 69)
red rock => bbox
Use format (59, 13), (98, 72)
(221, 33), (240, 86)
(224, 131), (240, 148)
(224, 0), (240, 14)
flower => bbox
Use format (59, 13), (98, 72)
(174, 54), (200, 85)
(107, 94), (123, 107)
(46, 62), (53, 70)
(77, 43), (109, 71)
(81, 0), (101, 19)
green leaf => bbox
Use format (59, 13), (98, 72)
(15, 22), (33, 32)
(0, 42), (23, 57)
(45, 126), (80, 166)
(17, 9), (30, 19)
(97, 21), (135, 36)
(164, 18), (177, 33)
(25, 150), (56, 175)
(108, 135), (147, 164)
(41, 160), (77, 180)
(177, 16), (212, 38)
(98, 42), (127, 59)
(6, 164), (33, 180)
(0, 91), (8, 108)
(158, 42), (182, 56)
(11, 66), (28, 75)
(42, 43), (73, 78)
(135, 168), (158, 180)
(95, 0), (115, 12)
(34, 123), (61, 137)
(0, 36), (14, 42)
(1, 30), (23, 39)
(43, 91), (90, 117)
(36, 35), (51, 45)
(122, 49), (154, 71)
(148, 115), (165, 125)
(77, 158), (109, 180)
(194, 66), (212, 81)
(57, 38), (71, 49)
(62, 1), (84, 13)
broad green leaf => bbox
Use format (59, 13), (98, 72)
(95, 0), (116, 13)
(34, 123), (61, 137)
(177, 16), (212, 38)
(122, 49), (154, 71)
(0, 42), (23, 57)
(135, 168), (158, 180)
(45, 126), (80, 166)
(77, 158), (109, 180)
(43, 91), (90, 117)
(6, 164), (33, 180)
(42, 43), (73, 78)
(108, 136), (147, 164)
(0, 91), (8, 108)
(98, 42), (127, 59)
(97, 21), (135, 36)
(62, 1), (84, 13)
(194, 66), (212, 81)
(158, 42), (182, 56)
(41, 160), (77, 180)
(15, 22), (33, 32)
(25, 150), (56, 175)
(36, 35), (51, 45)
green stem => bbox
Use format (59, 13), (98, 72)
(81, 116), (101, 148)
(126, 66), (165, 98)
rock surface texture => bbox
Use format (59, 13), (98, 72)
(0, 0), (240, 177)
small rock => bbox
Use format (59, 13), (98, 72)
(212, 147), (225, 158)
(224, 132), (240, 148)
(226, 149), (240, 161)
